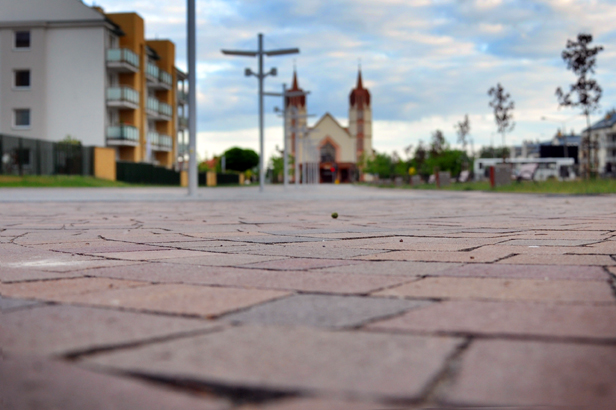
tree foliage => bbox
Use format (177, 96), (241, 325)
(222, 147), (259, 172)
(555, 33), (604, 178)
(556, 33), (603, 115)
(488, 83), (515, 151)
(455, 115), (471, 151)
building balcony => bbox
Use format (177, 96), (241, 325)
(604, 141), (616, 149)
(146, 97), (159, 117)
(146, 62), (159, 83)
(177, 89), (188, 104)
(178, 116), (188, 130)
(106, 125), (139, 146)
(158, 70), (173, 90)
(158, 102), (173, 120)
(106, 86), (139, 109)
(106, 48), (140, 73)
(148, 132), (173, 152)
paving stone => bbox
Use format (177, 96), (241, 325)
(0, 295), (41, 312)
(91, 249), (207, 260)
(164, 253), (285, 266)
(85, 263), (412, 294)
(59, 243), (168, 254)
(239, 397), (380, 410)
(0, 277), (148, 300)
(498, 253), (616, 266)
(85, 325), (462, 399)
(501, 239), (602, 246)
(224, 294), (429, 328)
(319, 261), (461, 276)
(441, 340), (616, 409)
(356, 247), (514, 263)
(374, 277), (616, 303)
(57, 284), (291, 318)
(430, 263), (610, 281)
(0, 304), (216, 356)
(367, 300), (616, 340)
(0, 266), (84, 283)
(225, 243), (383, 259)
(239, 258), (360, 271)
(0, 355), (229, 410)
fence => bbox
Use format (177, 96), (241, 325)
(116, 161), (180, 185)
(0, 134), (93, 176)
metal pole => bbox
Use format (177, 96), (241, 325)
(294, 107), (299, 187)
(187, 0), (197, 196)
(258, 33), (265, 192)
(283, 83), (288, 188)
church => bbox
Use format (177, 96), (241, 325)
(285, 69), (373, 183)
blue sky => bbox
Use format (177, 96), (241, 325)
(87, 0), (616, 161)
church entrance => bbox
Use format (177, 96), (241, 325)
(320, 164), (335, 183)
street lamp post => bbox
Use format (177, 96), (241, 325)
(267, 87), (310, 188)
(222, 34), (299, 192)
(187, 0), (197, 196)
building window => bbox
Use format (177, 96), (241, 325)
(320, 142), (336, 163)
(15, 31), (30, 49)
(14, 70), (30, 88)
(14, 109), (31, 128)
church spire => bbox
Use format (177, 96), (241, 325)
(286, 68), (305, 108)
(356, 66), (363, 89)
(292, 69), (299, 90)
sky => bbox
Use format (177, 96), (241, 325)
(87, 0), (616, 163)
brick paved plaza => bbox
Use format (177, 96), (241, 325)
(1, 185), (615, 409)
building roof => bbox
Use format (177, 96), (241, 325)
(285, 70), (306, 108)
(0, 0), (105, 24)
(585, 111), (616, 133)
(310, 113), (350, 136)
(349, 69), (371, 109)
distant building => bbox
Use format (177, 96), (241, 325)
(287, 69), (373, 183)
(0, 0), (187, 168)
(513, 131), (580, 162)
(583, 110), (616, 174)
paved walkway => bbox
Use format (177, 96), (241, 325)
(1, 185), (615, 409)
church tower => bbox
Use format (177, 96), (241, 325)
(348, 69), (372, 162)
(285, 70), (307, 166)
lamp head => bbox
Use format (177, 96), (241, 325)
(245, 68), (253, 77)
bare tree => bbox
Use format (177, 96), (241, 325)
(430, 130), (446, 157)
(488, 84), (515, 161)
(556, 33), (603, 178)
(455, 115), (471, 169)
(455, 114), (471, 152)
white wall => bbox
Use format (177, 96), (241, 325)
(0, 27), (48, 138)
(45, 26), (106, 145)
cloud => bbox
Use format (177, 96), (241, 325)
(87, 0), (616, 163)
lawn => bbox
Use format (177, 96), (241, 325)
(0, 175), (137, 188)
(377, 178), (616, 195)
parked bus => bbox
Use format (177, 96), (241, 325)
(474, 158), (576, 182)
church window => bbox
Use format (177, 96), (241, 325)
(320, 142), (336, 163)
(357, 110), (363, 119)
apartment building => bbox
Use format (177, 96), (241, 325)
(583, 111), (616, 174)
(0, 0), (187, 168)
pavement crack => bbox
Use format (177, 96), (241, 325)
(415, 336), (473, 406)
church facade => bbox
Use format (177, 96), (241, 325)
(285, 70), (373, 183)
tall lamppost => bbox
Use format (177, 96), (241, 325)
(187, 0), (197, 196)
(222, 34), (299, 192)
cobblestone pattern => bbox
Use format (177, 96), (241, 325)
(1, 186), (615, 409)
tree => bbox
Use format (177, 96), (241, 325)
(430, 130), (447, 156)
(488, 83), (514, 160)
(269, 146), (294, 183)
(555, 33), (604, 178)
(222, 147), (259, 172)
(455, 115), (470, 152)
(455, 115), (472, 169)
(365, 151), (394, 180)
